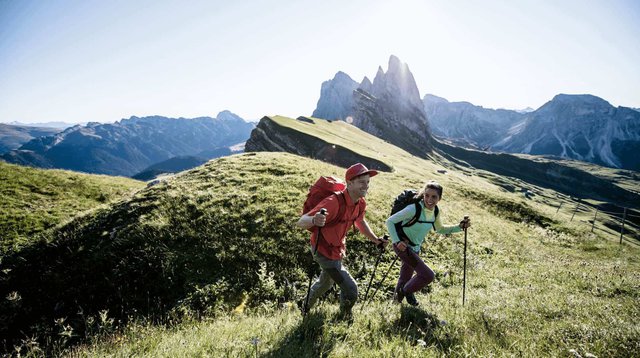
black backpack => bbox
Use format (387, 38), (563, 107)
(390, 189), (439, 247)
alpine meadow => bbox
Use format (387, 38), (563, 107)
(1, 116), (639, 357)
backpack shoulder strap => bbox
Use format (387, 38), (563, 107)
(324, 192), (347, 227)
(403, 202), (422, 227)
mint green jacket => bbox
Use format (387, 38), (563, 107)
(386, 201), (461, 253)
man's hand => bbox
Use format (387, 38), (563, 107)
(376, 236), (389, 250)
(312, 210), (327, 227)
(396, 241), (407, 252)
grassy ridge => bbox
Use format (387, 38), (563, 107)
(0, 161), (144, 253)
(3, 151), (638, 357)
(2, 116), (639, 356)
(66, 152), (639, 357)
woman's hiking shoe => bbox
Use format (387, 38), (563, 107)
(405, 291), (419, 306)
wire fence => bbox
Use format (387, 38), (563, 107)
(558, 198), (640, 245)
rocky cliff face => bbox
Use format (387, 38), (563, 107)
(245, 116), (391, 172)
(1, 111), (255, 176)
(312, 55), (433, 156)
(311, 71), (359, 121)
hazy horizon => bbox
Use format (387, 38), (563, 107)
(1, 0), (639, 124)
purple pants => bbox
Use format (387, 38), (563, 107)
(393, 243), (435, 294)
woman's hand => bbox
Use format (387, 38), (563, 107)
(396, 241), (407, 252)
(459, 216), (471, 229)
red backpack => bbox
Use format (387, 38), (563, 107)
(302, 176), (362, 231)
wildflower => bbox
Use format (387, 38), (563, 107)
(6, 291), (21, 302)
(416, 339), (427, 347)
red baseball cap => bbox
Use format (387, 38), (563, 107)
(345, 163), (378, 181)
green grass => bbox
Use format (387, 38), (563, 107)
(2, 116), (639, 357)
(0, 161), (144, 253)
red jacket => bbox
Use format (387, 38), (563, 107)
(307, 192), (366, 260)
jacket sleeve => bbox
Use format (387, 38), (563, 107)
(385, 204), (417, 244)
(433, 210), (462, 235)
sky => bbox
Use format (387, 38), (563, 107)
(1, 0), (639, 124)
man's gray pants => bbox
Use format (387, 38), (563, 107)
(307, 250), (358, 312)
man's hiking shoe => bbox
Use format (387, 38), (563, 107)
(405, 291), (419, 307)
(394, 287), (406, 304)
(337, 306), (354, 324)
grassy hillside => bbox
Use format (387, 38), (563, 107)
(2, 117), (639, 356)
(0, 161), (145, 253)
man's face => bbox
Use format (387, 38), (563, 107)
(348, 174), (370, 198)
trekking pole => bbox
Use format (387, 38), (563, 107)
(462, 215), (469, 306)
(361, 235), (388, 310)
(368, 255), (398, 304)
(303, 208), (327, 317)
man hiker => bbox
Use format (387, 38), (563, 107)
(386, 180), (471, 306)
(297, 163), (388, 319)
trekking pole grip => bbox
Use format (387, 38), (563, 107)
(377, 234), (389, 250)
(312, 208), (328, 256)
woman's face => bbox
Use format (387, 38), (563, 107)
(423, 188), (441, 210)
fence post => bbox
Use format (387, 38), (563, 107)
(591, 208), (599, 233)
(619, 207), (628, 244)
(556, 201), (563, 214)
(571, 199), (581, 222)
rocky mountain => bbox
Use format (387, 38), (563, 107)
(1, 111), (255, 176)
(0, 123), (61, 154)
(424, 94), (640, 171)
(312, 55), (433, 156)
(423, 94), (525, 149)
(492, 94), (640, 171)
(311, 71), (358, 121)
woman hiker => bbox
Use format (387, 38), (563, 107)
(385, 180), (471, 306)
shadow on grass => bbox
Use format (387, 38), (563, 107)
(263, 311), (335, 358)
(385, 305), (460, 352)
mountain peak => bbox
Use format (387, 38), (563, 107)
(359, 76), (373, 92)
(216, 110), (244, 122)
(550, 94), (612, 107)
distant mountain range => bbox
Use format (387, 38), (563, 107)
(0, 123), (61, 154)
(312, 56), (639, 171)
(132, 144), (245, 181)
(1, 111), (254, 176)
(8, 121), (82, 129)
(424, 94), (640, 171)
